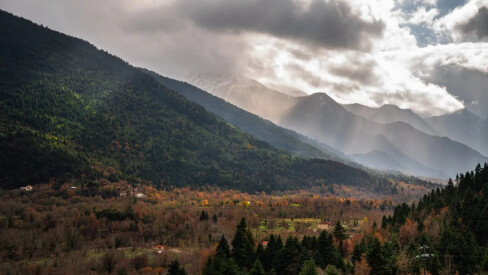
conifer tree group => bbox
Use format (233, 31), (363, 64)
(203, 218), (346, 275)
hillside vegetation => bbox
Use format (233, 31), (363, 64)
(0, 10), (405, 193)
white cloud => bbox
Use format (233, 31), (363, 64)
(434, 0), (488, 41)
(406, 6), (439, 24)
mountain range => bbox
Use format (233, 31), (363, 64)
(186, 74), (487, 179)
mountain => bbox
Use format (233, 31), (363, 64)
(0, 10), (393, 193)
(185, 74), (487, 178)
(281, 93), (487, 178)
(427, 109), (488, 157)
(350, 135), (447, 179)
(186, 72), (487, 179)
(147, 72), (451, 180)
(343, 103), (438, 136)
(143, 69), (347, 161)
(185, 73), (298, 123)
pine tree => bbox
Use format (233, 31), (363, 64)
(216, 235), (231, 259)
(333, 221), (347, 256)
(366, 237), (386, 275)
(231, 218), (255, 269)
(168, 259), (186, 275)
(276, 237), (306, 275)
(315, 230), (338, 269)
(299, 259), (317, 275)
(352, 239), (366, 266)
(249, 260), (266, 275)
(263, 234), (277, 271)
(200, 211), (209, 221)
(482, 248), (488, 272)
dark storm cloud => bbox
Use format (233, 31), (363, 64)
(286, 63), (325, 87)
(332, 82), (359, 94)
(173, 0), (385, 51)
(424, 64), (488, 119)
(329, 59), (378, 85)
(458, 7), (488, 39)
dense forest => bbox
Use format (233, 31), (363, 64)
(0, 9), (429, 194)
(198, 163), (488, 275)
(347, 162), (488, 274)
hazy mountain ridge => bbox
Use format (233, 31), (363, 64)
(282, 93), (487, 178)
(426, 109), (488, 156)
(343, 103), (439, 135)
(186, 74), (487, 179)
(186, 73), (299, 123)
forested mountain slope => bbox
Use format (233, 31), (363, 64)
(0, 10), (394, 193)
(144, 70), (347, 162)
(368, 162), (488, 274)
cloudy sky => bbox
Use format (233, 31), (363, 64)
(1, 0), (487, 118)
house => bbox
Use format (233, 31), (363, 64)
(152, 245), (165, 253)
(70, 186), (77, 189)
(20, 185), (33, 191)
(261, 241), (269, 248)
(136, 193), (145, 198)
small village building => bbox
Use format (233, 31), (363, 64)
(152, 244), (165, 253)
(20, 185), (33, 191)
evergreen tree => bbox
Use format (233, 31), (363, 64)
(255, 243), (265, 264)
(315, 230), (339, 269)
(249, 260), (266, 275)
(200, 211), (209, 221)
(216, 235), (231, 259)
(276, 237), (307, 275)
(352, 239), (366, 266)
(231, 218), (255, 269)
(366, 237), (385, 275)
(202, 256), (239, 275)
(333, 221), (347, 256)
(168, 259), (186, 275)
(299, 259), (317, 275)
(482, 248), (488, 272)
(263, 234), (278, 271)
